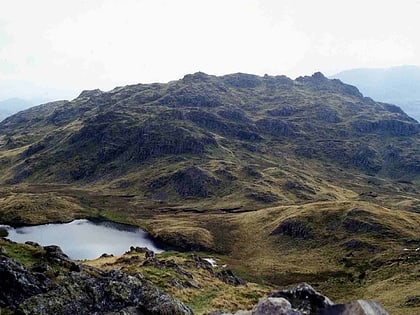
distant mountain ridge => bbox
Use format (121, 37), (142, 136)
(331, 65), (420, 121)
(0, 98), (48, 121)
(0, 79), (79, 121)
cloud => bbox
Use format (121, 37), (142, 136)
(0, 0), (419, 95)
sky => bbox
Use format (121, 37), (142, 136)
(1, 0), (420, 100)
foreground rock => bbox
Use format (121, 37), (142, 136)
(317, 300), (389, 315)
(207, 283), (388, 315)
(0, 244), (192, 315)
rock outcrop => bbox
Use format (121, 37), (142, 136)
(0, 244), (192, 315)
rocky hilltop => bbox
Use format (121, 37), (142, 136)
(0, 72), (418, 196)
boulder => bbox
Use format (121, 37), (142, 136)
(0, 255), (51, 308)
(0, 227), (8, 237)
(252, 297), (300, 315)
(270, 283), (333, 314)
(317, 300), (389, 315)
(216, 269), (246, 286)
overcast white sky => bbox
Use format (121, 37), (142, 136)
(1, 0), (420, 99)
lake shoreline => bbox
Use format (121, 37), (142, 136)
(4, 219), (165, 260)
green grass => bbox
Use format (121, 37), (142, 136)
(186, 288), (220, 314)
(0, 239), (44, 266)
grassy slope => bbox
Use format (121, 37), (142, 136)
(0, 185), (419, 314)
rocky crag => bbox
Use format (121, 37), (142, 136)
(0, 241), (192, 315)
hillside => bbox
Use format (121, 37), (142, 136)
(332, 65), (420, 121)
(0, 72), (419, 314)
(0, 72), (418, 201)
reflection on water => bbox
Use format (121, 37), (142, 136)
(6, 219), (164, 260)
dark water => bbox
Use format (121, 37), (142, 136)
(5, 219), (164, 260)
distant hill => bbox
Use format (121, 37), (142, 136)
(0, 79), (79, 121)
(331, 65), (420, 121)
(0, 98), (47, 121)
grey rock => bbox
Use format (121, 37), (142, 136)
(270, 283), (333, 314)
(270, 219), (313, 239)
(1, 251), (193, 315)
(216, 269), (246, 286)
(317, 300), (389, 315)
(252, 297), (301, 315)
(0, 255), (51, 308)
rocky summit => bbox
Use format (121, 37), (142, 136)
(0, 72), (419, 314)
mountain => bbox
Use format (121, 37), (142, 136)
(0, 98), (48, 121)
(331, 65), (420, 121)
(0, 72), (418, 194)
(0, 79), (79, 121)
(0, 72), (419, 314)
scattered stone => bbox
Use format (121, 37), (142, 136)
(184, 279), (200, 289)
(403, 295), (420, 307)
(216, 269), (246, 286)
(170, 277), (186, 289)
